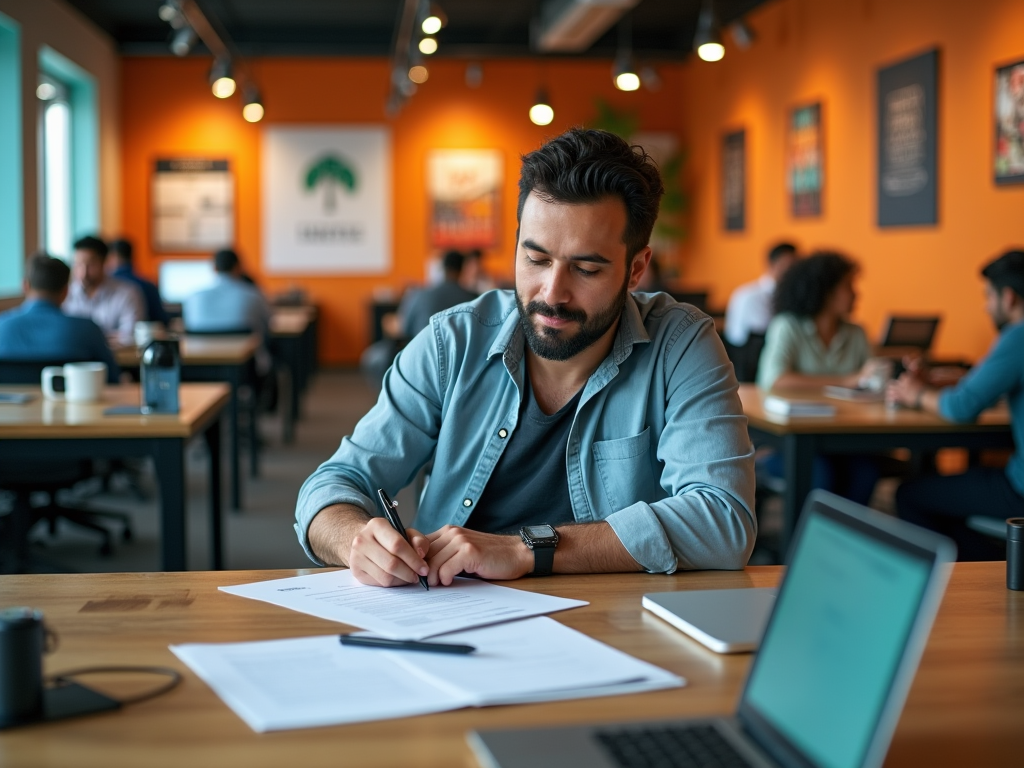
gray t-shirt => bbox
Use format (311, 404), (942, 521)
(467, 374), (581, 534)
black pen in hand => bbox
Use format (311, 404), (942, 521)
(376, 488), (429, 591)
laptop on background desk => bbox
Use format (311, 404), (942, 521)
(469, 491), (956, 768)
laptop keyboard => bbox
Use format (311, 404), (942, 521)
(595, 723), (756, 768)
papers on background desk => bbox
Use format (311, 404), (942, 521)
(763, 395), (837, 417)
(220, 569), (587, 640)
(170, 617), (684, 732)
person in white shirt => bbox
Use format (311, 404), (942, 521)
(724, 242), (798, 347)
(63, 235), (145, 346)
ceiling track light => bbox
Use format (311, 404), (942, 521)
(529, 88), (554, 126)
(170, 26), (197, 57)
(242, 86), (264, 122)
(409, 64), (429, 84)
(694, 0), (725, 62)
(612, 16), (639, 91)
(729, 19), (755, 50)
(209, 58), (236, 98)
(418, 36), (438, 55)
(157, 1), (181, 24)
(421, 3), (447, 35)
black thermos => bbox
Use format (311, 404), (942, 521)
(0, 607), (45, 727)
(1008, 518), (1024, 591)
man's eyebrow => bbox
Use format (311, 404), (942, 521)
(521, 239), (612, 265)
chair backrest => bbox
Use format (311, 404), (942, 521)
(724, 333), (766, 384)
(182, 327), (253, 336)
(669, 291), (709, 313)
(0, 359), (90, 385)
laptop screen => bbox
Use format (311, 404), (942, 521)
(159, 260), (216, 304)
(741, 509), (933, 768)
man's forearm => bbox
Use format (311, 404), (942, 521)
(307, 503), (373, 566)
(552, 522), (643, 574)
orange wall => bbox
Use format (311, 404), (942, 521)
(120, 57), (685, 364)
(679, 0), (1024, 361)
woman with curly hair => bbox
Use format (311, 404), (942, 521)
(755, 251), (880, 506)
(756, 251), (873, 390)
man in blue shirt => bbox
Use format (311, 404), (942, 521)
(0, 254), (119, 381)
(107, 238), (169, 325)
(296, 128), (755, 588)
(889, 250), (1024, 558)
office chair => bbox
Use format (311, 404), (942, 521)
(0, 359), (132, 569)
(723, 332), (766, 384)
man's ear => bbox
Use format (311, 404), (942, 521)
(627, 247), (653, 292)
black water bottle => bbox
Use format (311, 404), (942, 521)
(0, 607), (46, 727)
(141, 339), (180, 414)
(1008, 518), (1024, 591)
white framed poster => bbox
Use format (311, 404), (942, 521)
(152, 159), (234, 252)
(262, 126), (391, 274)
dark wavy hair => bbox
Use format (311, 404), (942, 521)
(517, 128), (664, 260)
(982, 249), (1024, 301)
(773, 251), (857, 318)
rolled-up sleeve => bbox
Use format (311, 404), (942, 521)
(609, 317), (756, 573)
(293, 326), (445, 563)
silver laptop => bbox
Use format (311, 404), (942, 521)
(642, 588), (776, 653)
(469, 490), (956, 768)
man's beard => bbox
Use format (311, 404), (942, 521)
(515, 276), (629, 362)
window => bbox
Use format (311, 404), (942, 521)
(0, 12), (21, 296)
(38, 74), (73, 260)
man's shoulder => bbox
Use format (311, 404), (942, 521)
(432, 289), (516, 329)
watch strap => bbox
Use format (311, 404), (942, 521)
(531, 543), (555, 576)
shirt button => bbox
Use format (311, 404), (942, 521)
(463, 498), (473, 507)
(498, 428), (508, 439)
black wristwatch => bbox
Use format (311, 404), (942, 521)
(519, 524), (559, 576)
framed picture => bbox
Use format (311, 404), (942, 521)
(995, 58), (1024, 185)
(877, 49), (939, 227)
(427, 149), (502, 249)
(152, 159), (233, 252)
(722, 129), (746, 232)
(787, 102), (823, 217)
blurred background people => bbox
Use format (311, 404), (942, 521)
(0, 253), (118, 381)
(725, 242), (798, 348)
(889, 249), (1024, 559)
(107, 238), (169, 326)
(63, 235), (144, 346)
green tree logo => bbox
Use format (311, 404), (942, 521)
(304, 155), (357, 213)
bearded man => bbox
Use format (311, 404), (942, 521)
(295, 128), (755, 586)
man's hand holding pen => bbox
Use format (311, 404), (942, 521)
(348, 517), (431, 588)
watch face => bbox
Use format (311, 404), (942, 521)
(525, 525), (555, 539)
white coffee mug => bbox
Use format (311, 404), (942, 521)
(41, 362), (107, 403)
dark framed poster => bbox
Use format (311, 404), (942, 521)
(877, 49), (938, 227)
(995, 58), (1024, 185)
(787, 102), (823, 217)
(722, 129), (746, 232)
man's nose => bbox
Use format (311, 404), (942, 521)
(538, 264), (571, 306)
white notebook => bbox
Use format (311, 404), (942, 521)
(763, 395), (836, 417)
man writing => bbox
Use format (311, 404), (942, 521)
(889, 249), (1024, 558)
(296, 128), (755, 587)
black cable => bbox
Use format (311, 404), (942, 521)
(45, 666), (182, 706)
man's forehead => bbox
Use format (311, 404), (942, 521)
(519, 192), (628, 249)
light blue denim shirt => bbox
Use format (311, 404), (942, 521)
(295, 290), (756, 573)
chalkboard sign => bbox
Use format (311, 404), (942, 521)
(723, 129), (746, 232)
(877, 50), (938, 227)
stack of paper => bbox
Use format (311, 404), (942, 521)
(763, 395), (837, 417)
(171, 617), (684, 732)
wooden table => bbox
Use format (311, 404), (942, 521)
(0, 563), (1020, 767)
(739, 384), (1015, 550)
(270, 306), (318, 444)
(0, 383), (229, 572)
(118, 335), (260, 510)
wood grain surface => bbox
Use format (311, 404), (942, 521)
(739, 384), (1012, 435)
(0, 383), (229, 438)
(115, 335), (260, 368)
(0, 563), (1020, 767)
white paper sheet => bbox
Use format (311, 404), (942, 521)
(170, 617), (684, 732)
(219, 569), (587, 640)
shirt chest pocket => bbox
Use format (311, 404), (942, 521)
(592, 427), (661, 513)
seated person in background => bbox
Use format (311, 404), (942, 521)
(889, 250), (1024, 559)
(107, 238), (169, 326)
(756, 251), (879, 505)
(63, 235), (144, 346)
(296, 127), (755, 588)
(724, 242), (797, 348)
(183, 249), (272, 374)
(0, 254), (119, 381)
(398, 250), (479, 338)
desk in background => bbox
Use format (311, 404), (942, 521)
(0, 563), (1019, 767)
(739, 384), (1014, 550)
(0, 383), (229, 572)
(117, 335), (259, 510)
(270, 305), (318, 444)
